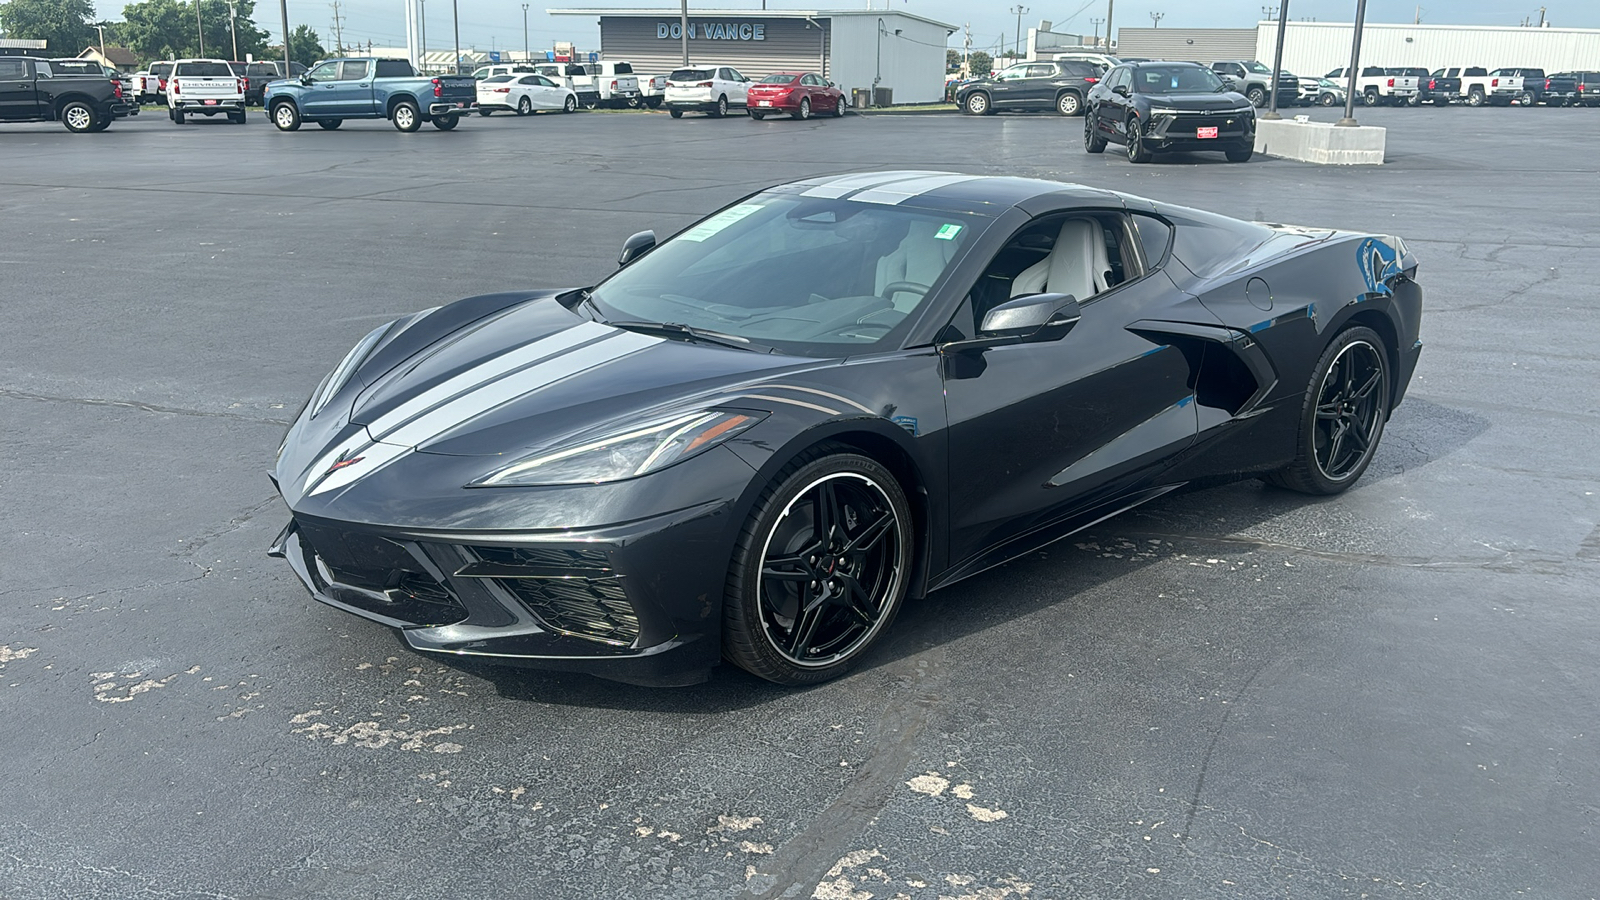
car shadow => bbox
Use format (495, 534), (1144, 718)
(449, 396), (1485, 710)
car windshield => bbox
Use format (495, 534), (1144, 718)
(176, 62), (232, 77)
(671, 68), (713, 81)
(1244, 61), (1271, 74)
(484, 75), (514, 83)
(1134, 65), (1225, 94)
(587, 194), (980, 357)
(760, 73), (798, 84)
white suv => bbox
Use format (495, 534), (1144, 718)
(664, 65), (750, 118)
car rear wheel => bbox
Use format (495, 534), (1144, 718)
(1266, 326), (1390, 495)
(392, 101), (420, 131)
(563, 95), (577, 113)
(60, 101), (97, 133)
(317, 118), (342, 130)
(963, 92), (990, 115)
(711, 95), (728, 118)
(583, 96), (599, 110)
(1246, 86), (1267, 108)
(723, 449), (913, 686)
(517, 97), (532, 116)
(1318, 91), (1338, 106)
(272, 102), (300, 131)
(669, 108), (683, 118)
(1362, 89), (1380, 106)
(1056, 91), (1082, 116)
(478, 108), (492, 116)
(749, 110), (765, 120)
(793, 97), (810, 120)
(432, 114), (458, 130)
(1083, 114), (1106, 153)
(1467, 89), (1484, 107)
(1125, 117), (1151, 163)
(1225, 144), (1253, 162)
(1517, 90), (1535, 106)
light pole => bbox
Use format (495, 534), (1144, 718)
(1337, 0), (1368, 126)
(451, 0), (461, 73)
(874, 17), (884, 95)
(96, 24), (105, 57)
(1149, 11), (1162, 27)
(228, 0), (239, 60)
(1104, 0), (1114, 53)
(196, 0), (206, 56)
(419, 0), (427, 71)
(279, 0), (290, 76)
(1010, 5), (1028, 62)
(1089, 17), (1101, 47)
(679, 0), (688, 65)
(1263, 0), (1289, 119)
(521, 3), (529, 60)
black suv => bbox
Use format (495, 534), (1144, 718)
(956, 60), (1104, 117)
(1085, 62), (1256, 164)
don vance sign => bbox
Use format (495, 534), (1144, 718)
(657, 22), (768, 41)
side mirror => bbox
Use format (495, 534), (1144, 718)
(618, 229), (657, 267)
(299, 74), (312, 85)
(947, 294), (1081, 351)
(1112, 84), (1130, 97)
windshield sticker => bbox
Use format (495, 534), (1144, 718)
(679, 204), (763, 242)
(935, 223), (963, 241)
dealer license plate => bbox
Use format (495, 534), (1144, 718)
(757, 100), (771, 106)
(203, 99), (218, 105)
(1196, 126), (1218, 139)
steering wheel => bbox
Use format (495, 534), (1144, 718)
(880, 281), (930, 302)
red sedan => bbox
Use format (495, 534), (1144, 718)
(746, 71), (846, 120)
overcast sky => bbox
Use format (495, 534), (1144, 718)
(98, 0), (1597, 54)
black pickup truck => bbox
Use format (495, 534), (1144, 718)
(0, 56), (131, 132)
(1541, 72), (1580, 106)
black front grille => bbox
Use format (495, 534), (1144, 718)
(497, 577), (641, 647)
(473, 545), (611, 571)
(298, 520), (468, 627)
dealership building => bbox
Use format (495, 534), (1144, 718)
(549, 7), (957, 104)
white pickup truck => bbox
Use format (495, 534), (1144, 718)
(167, 58), (247, 123)
(1460, 68), (1539, 107)
(638, 73), (668, 109)
(532, 63), (601, 109)
(1325, 65), (1418, 106)
(590, 60), (641, 108)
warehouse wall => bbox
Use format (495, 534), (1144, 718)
(1116, 27), (1257, 64)
(597, 16), (830, 80)
(828, 12), (952, 105)
(1255, 21), (1600, 76)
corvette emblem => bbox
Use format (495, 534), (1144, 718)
(327, 454), (364, 474)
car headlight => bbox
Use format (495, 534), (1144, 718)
(1148, 106), (1177, 116)
(473, 409), (765, 487)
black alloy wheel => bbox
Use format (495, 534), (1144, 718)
(1083, 113), (1107, 153)
(1267, 326), (1390, 495)
(724, 451), (913, 685)
(1125, 116), (1151, 163)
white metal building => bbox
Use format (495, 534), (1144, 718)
(1116, 28), (1257, 64)
(1253, 21), (1600, 75)
(549, 8), (957, 104)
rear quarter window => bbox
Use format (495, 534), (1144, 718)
(613, 62), (632, 74)
(375, 60), (413, 78)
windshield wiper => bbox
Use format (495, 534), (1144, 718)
(605, 320), (760, 352)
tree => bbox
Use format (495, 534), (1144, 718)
(285, 24), (323, 67)
(0, 0), (97, 54)
(969, 51), (993, 77)
(120, 0), (267, 63)
(946, 48), (960, 72)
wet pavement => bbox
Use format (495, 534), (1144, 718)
(1, 106), (1596, 898)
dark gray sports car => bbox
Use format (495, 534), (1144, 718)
(269, 171), (1422, 686)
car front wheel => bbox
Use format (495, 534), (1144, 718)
(1225, 144), (1253, 162)
(432, 114), (458, 130)
(1125, 117), (1151, 163)
(1266, 326), (1390, 495)
(963, 92), (990, 115)
(1246, 86), (1267, 108)
(272, 102), (300, 131)
(723, 448), (913, 686)
(1084, 113), (1107, 153)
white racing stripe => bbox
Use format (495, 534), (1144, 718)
(756, 384), (875, 414)
(850, 174), (982, 206)
(303, 324), (660, 498)
(798, 170), (951, 199)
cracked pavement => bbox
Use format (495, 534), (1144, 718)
(1, 106), (1597, 898)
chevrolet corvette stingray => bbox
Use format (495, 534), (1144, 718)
(269, 171), (1422, 686)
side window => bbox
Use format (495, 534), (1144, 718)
(0, 59), (26, 79)
(963, 213), (1134, 332)
(1130, 215), (1173, 269)
(1026, 65), (1054, 78)
(340, 60), (370, 80)
(730, 68), (747, 81)
(375, 60), (412, 78)
(518, 76), (537, 85)
(34, 61), (53, 78)
(307, 61), (339, 81)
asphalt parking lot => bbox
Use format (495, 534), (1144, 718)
(2, 104), (1597, 898)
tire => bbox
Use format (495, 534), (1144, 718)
(432, 114), (458, 130)
(564, 95), (577, 113)
(1056, 91), (1082, 116)
(517, 97), (531, 116)
(793, 97), (810, 120)
(1467, 89), (1484, 107)
(1318, 91), (1338, 107)
(1362, 89), (1380, 107)
(711, 95), (728, 118)
(722, 448), (914, 686)
(1246, 86), (1267, 108)
(478, 108), (492, 116)
(272, 102), (300, 131)
(1225, 144), (1253, 162)
(1265, 326), (1391, 495)
(749, 110), (765, 120)
(60, 101), (97, 133)
(1517, 90), (1534, 106)
(669, 108), (683, 118)
(645, 96), (662, 109)
(392, 100), (420, 132)
(833, 93), (846, 117)
(87, 116), (111, 133)
(229, 110), (246, 124)
(317, 118), (342, 130)
(1125, 116), (1151, 163)
(1432, 96), (1451, 106)
(582, 97), (598, 110)
(963, 91), (990, 115)
(1083, 113), (1106, 153)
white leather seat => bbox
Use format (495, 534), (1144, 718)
(1010, 218), (1112, 299)
(875, 221), (960, 311)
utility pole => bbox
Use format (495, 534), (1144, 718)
(1104, 0), (1114, 53)
(227, 0), (239, 60)
(1090, 17), (1101, 47)
(279, 0), (290, 76)
(1263, 0), (1288, 119)
(330, 1), (345, 53)
(1149, 11), (1162, 27)
(1337, 0), (1368, 126)
(1538, 6), (1546, 27)
(196, 0), (206, 56)
(522, 3), (529, 60)
(1010, 5), (1028, 62)
(451, 0), (461, 73)
(419, 0), (427, 70)
(679, 0), (689, 65)
(962, 22), (971, 77)
(1413, 5), (1420, 24)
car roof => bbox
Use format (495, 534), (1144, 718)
(775, 171), (1120, 216)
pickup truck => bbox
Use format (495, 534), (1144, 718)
(146, 61), (174, 104)
(1541, 72), (1580, 106)
(1326, 65), (1418, 106)
(167, 58), (248, 123)
(1210, 60), (1299, 108)
(0, 57), (130, 132)
(1567, 71), (1600, 107)
(590, 60), (641, 108)
(531, 63), (601, 109)
(230, 60), (306, 106)
(50, 58), (141, 119)
(1462, 68), (1540, 107)
(262, 57), (477, 131)
(1384, 67), (1444, 105)
(639, 73), (668, 108)
(1423, 67), (1465, 105)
